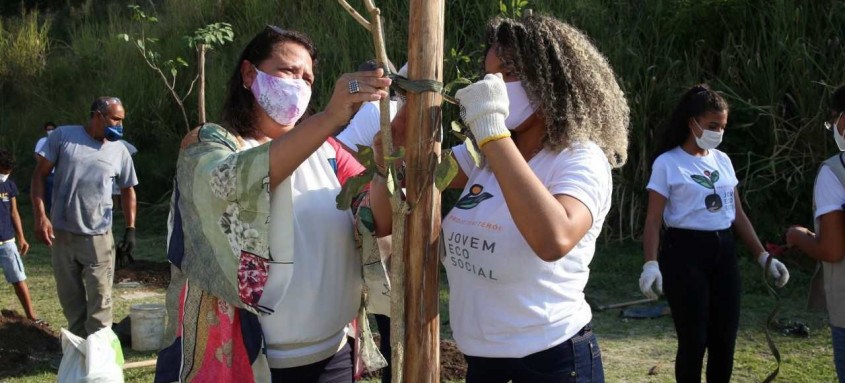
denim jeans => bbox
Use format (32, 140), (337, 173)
(0, 241), (26, 283)
(464, 325), (604, 383)
(832, 325), (845, 383)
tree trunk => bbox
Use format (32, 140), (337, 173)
(197, 43), (208, 125)
(402, 0), (445, 381)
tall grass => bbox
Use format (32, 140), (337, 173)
(0, 0), (843, 240)
(0, 10), (50, 78)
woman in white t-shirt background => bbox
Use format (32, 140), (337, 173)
(638, 84), (790, 383)
(336, 60), (403, 156)
(336, 58), (406, 383)
(785, 84), (845, 382)
(379, 13), (630, 382)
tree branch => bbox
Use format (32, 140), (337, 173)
(181, 74), (200, 103)
(339, 2), (408, 381)
(362, 0), (377, 11)
(337, 0), (371, 30)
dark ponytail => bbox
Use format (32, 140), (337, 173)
(831, 84), (845, 114)
(653, 84), (728, 164)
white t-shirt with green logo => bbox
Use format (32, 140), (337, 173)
(442, 141), (611, 358)
(647, 147), (738, 231)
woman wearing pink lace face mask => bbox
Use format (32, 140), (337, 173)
(160, 26), (393, 383)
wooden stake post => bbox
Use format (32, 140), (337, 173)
(197, 43), (208, 124)
(402, 0), (444, 380)
(337, 1), (445, 381)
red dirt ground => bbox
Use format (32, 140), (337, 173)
(363, 335), (467, 381)
(114, 260), (171, 288)
(0, 309), (61, 378)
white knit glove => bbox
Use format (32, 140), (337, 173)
(758, 252), (790, 288)
(639, 260), (663, 299)
(454, 73), (511, 147)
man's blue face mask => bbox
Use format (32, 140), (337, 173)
(105, 124), (124, 142)
(99, 111), (124, 141)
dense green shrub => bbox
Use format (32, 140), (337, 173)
(0, 0), (842, 240)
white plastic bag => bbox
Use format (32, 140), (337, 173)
(58, 327), (125, 383)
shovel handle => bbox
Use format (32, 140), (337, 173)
(123, 359), (157, 369)
(597, 297), (657, 311)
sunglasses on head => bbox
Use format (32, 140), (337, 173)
(266, 25), (285, 35)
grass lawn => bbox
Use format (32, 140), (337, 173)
(0, 197), (837, 382)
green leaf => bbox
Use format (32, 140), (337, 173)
(709, 170), (720, 183)
(336, 173), (371, 210)
(385, 147), (405, 161)
(435, 151), (459, 191)
(148, 16), (159, 23)
(451, 120), (464, 133)
(385, 167), (397, 196)
(116, 33), (129, 42)
(170, 67), (177, 77)
(176, 57), (188, 67)
(464, 137), (483, 167)
(353, 145), (376, 168)
(690, 174), (714, 189)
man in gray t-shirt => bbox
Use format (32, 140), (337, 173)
(31, 96), (138, 337)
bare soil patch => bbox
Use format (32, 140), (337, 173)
(363, 335), (467, 381)
(0, 309), (61, 378)
(114, 260), (171, 289)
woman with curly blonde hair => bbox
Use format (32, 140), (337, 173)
(435, 13), (627, 382)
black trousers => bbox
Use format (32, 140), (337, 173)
(659, 228), (741, 383)
(375, 314), (392, 383)
(270, 341), (354, 383)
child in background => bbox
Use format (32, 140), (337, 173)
(0, 149), (40, 323)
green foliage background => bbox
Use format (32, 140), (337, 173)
(1, 0), (844, 240)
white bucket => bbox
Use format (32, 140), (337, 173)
(130, 303), (166, 351)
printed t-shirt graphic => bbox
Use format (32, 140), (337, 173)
(647, 147), (738, 231)
(442, 141), (612, 359)
(690, 169), (723, 211)
(454, 184), (494, 210)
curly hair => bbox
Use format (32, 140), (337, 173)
(486, 14), (630, 167)
(222, 26), (317, 138)
(653, 84), (728, 163)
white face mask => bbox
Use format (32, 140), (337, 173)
(46, 129), (54, 136)
(504, 81), (536, 130)
(834, 125), (845, 152)
(0, 174), (8, 183)
(824, 112), (845, 152)
(693, 119), (723, 150)
(250, 67), (312, 126)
